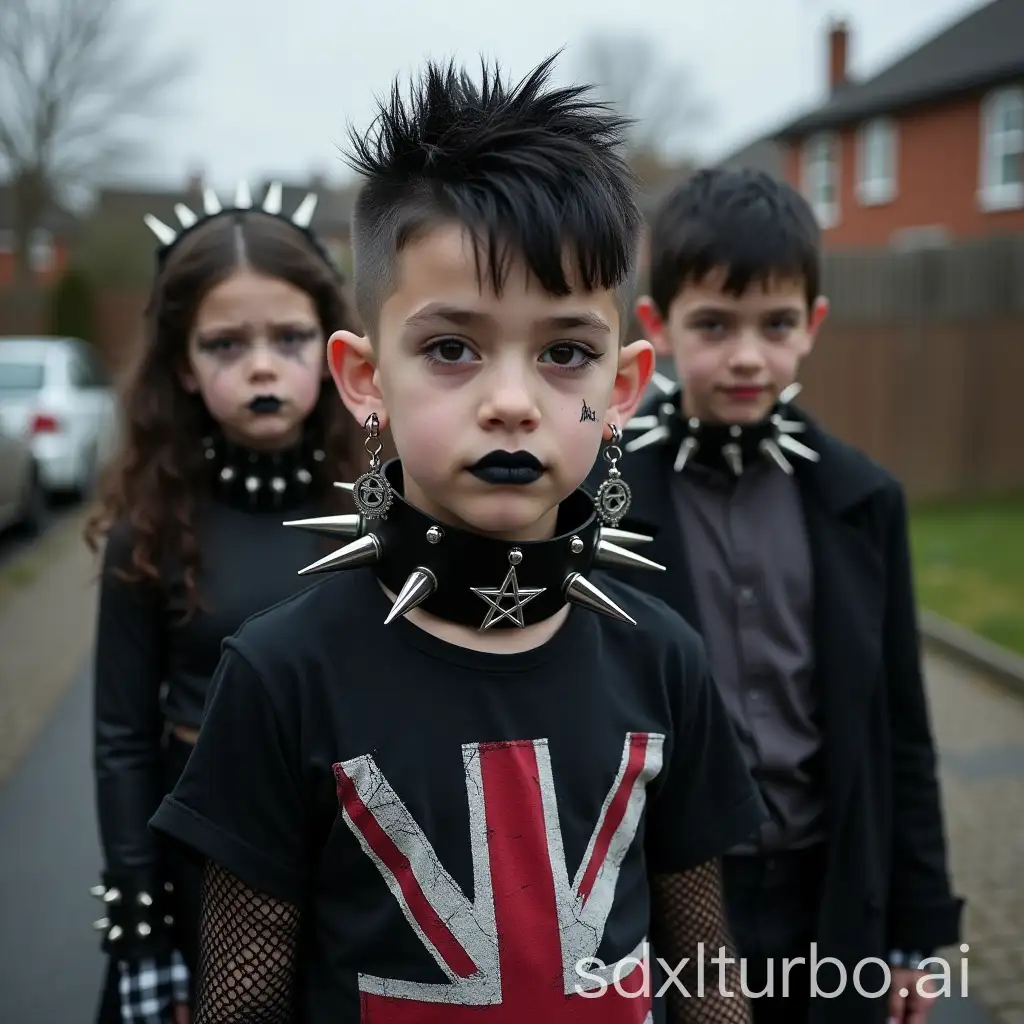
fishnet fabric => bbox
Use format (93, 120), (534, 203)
(192, 861), (301, 1023)
(651, 861), (753, 1023)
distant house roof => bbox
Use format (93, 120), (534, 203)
(775, 0), (1024, 138)
(715, 136), (785, 179)
(0, 185), (79, 235)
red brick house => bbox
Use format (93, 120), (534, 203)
(774, 0), (1024, 248)
(0, 184), (78, 288)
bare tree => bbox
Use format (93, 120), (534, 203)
(0, 0), (189, 284)
(573, 33), (709, 163)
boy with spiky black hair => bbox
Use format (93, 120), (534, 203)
(151, 57), (765, 1023)
(588, 167), (962, 1023)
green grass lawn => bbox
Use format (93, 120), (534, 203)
(910, 494), (1024, 657)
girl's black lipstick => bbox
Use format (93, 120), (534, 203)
(249, 395), (283, 414)
(468, 450), (544, 485)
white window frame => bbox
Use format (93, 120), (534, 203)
(978, 86), (1024, 211)
(856, 117), (897, 205)
(801, 131), (840, 229)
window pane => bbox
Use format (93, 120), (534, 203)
(1000, 150), (1022, 186)
(1001, 99), (1023, 134)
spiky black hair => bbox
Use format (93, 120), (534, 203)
(344, 53), (643, 329)
(648, 168), (822, 315)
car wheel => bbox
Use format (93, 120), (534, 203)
(16, 464), (47, 536)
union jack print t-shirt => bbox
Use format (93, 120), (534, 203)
(152, 566), (764, 1022)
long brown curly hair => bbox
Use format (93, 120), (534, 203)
(84, 209), (369, 613)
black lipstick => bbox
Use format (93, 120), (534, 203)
(468, 450), (544, 485)
(249, 395), (283, 414)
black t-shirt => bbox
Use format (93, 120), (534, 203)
(151, 567), (764, 1022)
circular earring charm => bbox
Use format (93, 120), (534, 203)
(594, 424), (632, 527)
(352, 413), (394, 520)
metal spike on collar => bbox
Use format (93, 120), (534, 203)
(777, 433), (820, 463)
(760, 437), (794, 474)
(563, 573), (636, 625)
(650, 371), (677, 396)
(384, 568), (437, 624)
(771, 414), (806, 434)
(594, 539), (665, 572)
(283, 512), (363, 538)
(625, 424), (671, 453)
(623, 415), (660, 432)
(202, 187), (222, 215)
(297, 533), (381, 575)
(723, 442), (744, 476)
(673, 436), (699, 472)
(778, 382), (803, 405)
(598, 527), (653, 548)
(234, 179), (252, 209)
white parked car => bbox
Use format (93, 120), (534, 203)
(0, 337), (118, 497)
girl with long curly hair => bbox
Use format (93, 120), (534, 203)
(84, 185), (366, 1024)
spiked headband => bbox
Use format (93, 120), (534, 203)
(142, 179), (342, 279)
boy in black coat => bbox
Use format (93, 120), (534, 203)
(587, 168), (963, 1024)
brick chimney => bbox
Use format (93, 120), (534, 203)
(185, 168), (205, 196)
(828, 20), (849, 93)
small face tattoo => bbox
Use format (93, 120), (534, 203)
(580, 398), (597, 423)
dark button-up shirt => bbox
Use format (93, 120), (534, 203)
(671, 459), (825, 854)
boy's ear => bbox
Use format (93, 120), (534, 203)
(803, 295), (830, 356)
(605, 337), (655, 439)
(810, 296), (830, 335)
(634, 296), (670, 357)
(326, 330), (387, 431)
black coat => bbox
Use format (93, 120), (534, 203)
(588, 400), (963, 1022)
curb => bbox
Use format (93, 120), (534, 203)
(920, 609), (1024, 701)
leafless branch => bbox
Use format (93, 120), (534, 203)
(573, 33), (710, 158)
(0, 0), (190, 279)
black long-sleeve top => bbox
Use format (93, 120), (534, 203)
(93, 496), (328, 883)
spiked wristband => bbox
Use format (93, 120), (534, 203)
(90, 871), (177, 958)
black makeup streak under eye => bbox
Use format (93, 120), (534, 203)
(580, 399), (597, 422)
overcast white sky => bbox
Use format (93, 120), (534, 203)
(127, 0), (989, 191)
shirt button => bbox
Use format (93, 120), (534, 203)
(738, 586), (755, 605)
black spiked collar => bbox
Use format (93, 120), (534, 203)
(623, 381), (820, 477)
(202, 430), (326, 511)
(283, 459), (665, 630)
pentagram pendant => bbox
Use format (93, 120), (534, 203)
(594, 470), (632, 528)
(470, 548), (546, 629)
(352, 469), (393, 519)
